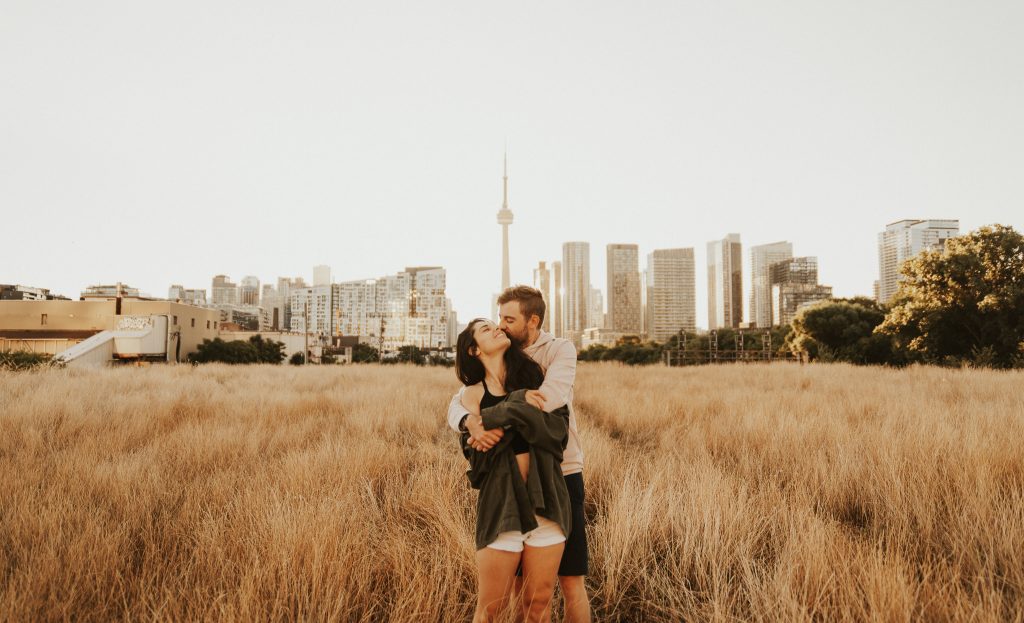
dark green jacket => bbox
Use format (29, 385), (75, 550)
(463, 389), (572, 550)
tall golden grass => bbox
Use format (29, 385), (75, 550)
(1, 362), (1022, 622)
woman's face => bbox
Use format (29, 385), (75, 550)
(471, 320), (511, 357)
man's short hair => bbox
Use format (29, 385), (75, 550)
(497, 285), (546, 325)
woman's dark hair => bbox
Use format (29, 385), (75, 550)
(456, 318), (544, 391)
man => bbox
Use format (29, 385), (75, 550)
(448, 285), (591, 623)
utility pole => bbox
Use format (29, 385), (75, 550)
(304, 299), (309, 365)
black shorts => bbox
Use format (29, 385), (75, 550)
(517, 472), (588, 577)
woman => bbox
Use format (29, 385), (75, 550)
(455, 318), (572, 623)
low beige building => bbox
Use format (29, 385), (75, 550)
(0, 299), (220, 363)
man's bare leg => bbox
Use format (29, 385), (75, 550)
(558, 575), (591, 623)
(531, 574), (591, 623)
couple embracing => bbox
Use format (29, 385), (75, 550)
(447, 286), (591, 623)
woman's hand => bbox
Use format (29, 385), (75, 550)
(467, 413), (504, 451)
(524, 390), (547, 411)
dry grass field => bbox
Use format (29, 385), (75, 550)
(1, 362), (1022, 622)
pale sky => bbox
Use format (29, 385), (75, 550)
(2, 1), (1022, 328)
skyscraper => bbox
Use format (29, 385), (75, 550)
(645, 248), (696, 341)
(552, 260), (563, 338)
(332, 267), (451, 350)
(533, 261), (552, 332)
(276, 277), (306, 332)
(240, 276), (261, 306)
(313, 265), (332, 287)
(877, 219), (959, 304)
(749, 241), (793, 328)
(497, 153), (514, 292)
(770, 256), (832, 326)
(588, 287), (604, 330)
(707, 234), (743, 330)
(606, 244), (641, 333)
(289, 284), (332, 335)
(562, 242), (590, 346)
(211, 275), (239, 306)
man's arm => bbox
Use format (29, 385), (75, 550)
(446, 386), (470, 433)
(448, 384), (504, 451)
(537, 340), (577, 412)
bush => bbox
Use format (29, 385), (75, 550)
(787, 299), (904, 365)
(289, 352), (305, 366)
(0, 350), (58, 371)
(351, 343), (380, 363)
(188, 335), (288, 365)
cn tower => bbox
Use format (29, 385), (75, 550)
(496, 152), (514, 291)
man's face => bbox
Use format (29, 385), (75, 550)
(498, 301), (531, 346)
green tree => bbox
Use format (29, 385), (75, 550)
(188, 336), (287, 365)
(247, 334), (287, 364)
(188, 338), (259, 364)
(787, 299), (899, 364)
(395, 345), (427, 365)
(879, 224), (1024, 368)
(289, 352), (306, 365)
(351, 343), (380, 363)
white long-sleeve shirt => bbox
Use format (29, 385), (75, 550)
(447, 330), (583, 475)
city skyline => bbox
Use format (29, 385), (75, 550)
(3, 2), (1022, 327)
(0, 214), (1002, 335)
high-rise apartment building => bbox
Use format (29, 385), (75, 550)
(331, 267), (451, 350)
(259, 284), (282, 329)
(588, 287), (604, 330)
(707, 234), (743, 330)
(403, 266), (449, 349)
(562, 242), (590, 346)
(447, 304), (459, 348)
(533, 261), (552, 332)
(168, 285), (207, 306)
(645, 248), (697, 341)
(606, 244), (641, 334)
(552, 261), (563, 338)
(749, 241), (793, 328)
(333, 279), (378, 338)
(290, 285), (333, 335)
(313, 265), (332, 287)
(240, 276), (261, 306)
(770, 257), (832, 326)
(211, 275), (239, 306)
(877, 219), (959, 304)
(769, 256), (818, 287)
(275, 277), (306, 332)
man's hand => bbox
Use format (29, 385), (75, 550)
(525, 390), (547, 411)
(466, 413), (504, 451)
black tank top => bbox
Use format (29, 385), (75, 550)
(482, 384), (530, 454)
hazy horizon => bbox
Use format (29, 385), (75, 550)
(3, 1), (1022, 327)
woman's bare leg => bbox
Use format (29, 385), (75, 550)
(518, 542), (565, 623)
(474, 547), (521, 622)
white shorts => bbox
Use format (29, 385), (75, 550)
(487, 515), (566, 552)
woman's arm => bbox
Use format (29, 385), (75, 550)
(461, 385), (504, 451)
(480, 390), (569, 456)
(460, 384), (484, 416)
